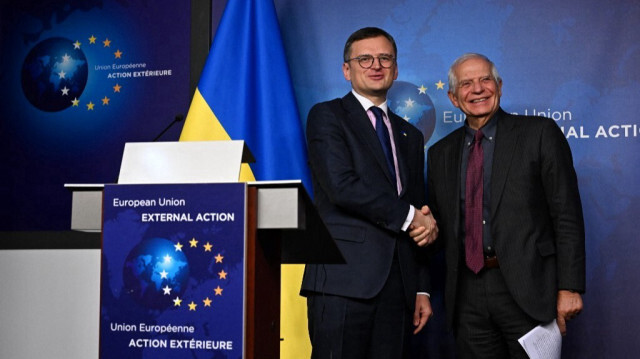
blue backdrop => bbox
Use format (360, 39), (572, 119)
(272, 0), (640, 357)
(0, 1), (191, 230)
(1, 0), (638, 357)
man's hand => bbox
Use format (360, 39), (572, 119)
(408, 205), (438, 246)
(556, 290), (583, 336)
(413, 294), (433, 334)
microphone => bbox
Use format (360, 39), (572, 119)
(152, 114), (185, 141)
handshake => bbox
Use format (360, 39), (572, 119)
(409, 206), (438, 247)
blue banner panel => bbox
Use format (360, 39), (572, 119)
(273, 0), (640, 357)
(0, 1), (191, 230)
(101, 183), (246, 359)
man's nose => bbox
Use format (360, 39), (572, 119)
(471, 80), (483, 92)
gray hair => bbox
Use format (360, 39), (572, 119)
(447, 53), (502, 93)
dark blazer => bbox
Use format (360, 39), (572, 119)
(427, 108), (585, 327)
(301, 92), (430, 306)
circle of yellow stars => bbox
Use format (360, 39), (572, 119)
(67, 34), (124, 111)
(167, 237), (229, 312)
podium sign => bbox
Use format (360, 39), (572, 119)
(100, 183), (247, 359)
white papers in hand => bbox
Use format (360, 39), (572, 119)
(518, 320), (562, 359)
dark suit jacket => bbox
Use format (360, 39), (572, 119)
(301, 92), (430, 307)
(427, 108), (585, 327)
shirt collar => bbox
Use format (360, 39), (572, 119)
(351, 90), (389, 115)
(464, 112), (498, 144)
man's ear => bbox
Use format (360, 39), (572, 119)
(342, 62), (351, 81)
(447, 91), (459, 108)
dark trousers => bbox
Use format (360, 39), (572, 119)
(307, 260), (412, 359)
(454, 266), (539, 359)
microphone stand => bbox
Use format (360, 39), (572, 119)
(153, 114), (185, 141)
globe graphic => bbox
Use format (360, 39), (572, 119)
(21, 37), (88, 112)
(123, 237), (190, 309)
(388, 81), (436, 143)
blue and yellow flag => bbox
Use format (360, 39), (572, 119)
(179, 0), (311, 357)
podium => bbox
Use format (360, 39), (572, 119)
(66, 141), (342, 359)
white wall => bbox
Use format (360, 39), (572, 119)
(0, 249), (100, 359)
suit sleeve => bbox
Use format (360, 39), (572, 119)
(539, 118), (586, 292)
(306, 102), (412, 232)
(426, 147), (442, 249)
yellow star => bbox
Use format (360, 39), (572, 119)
(103, 38), (111, 47)
(188, 301), (197, 311)
(418, 84), (427, 94)
(113, 83), (121, 93)
(88, 35), (96, 44)
(214, 253), (224, 263)
(71, 98), (79, 107)
(214, 286), (223, 296)
(218, 269), (227, 279)
(203, 297), (212, 307)
(114, 49), (123, 59)
(101, 96), (110, 105)
(86, 101), (95, 110)
(174, 242), (183, 251)
(436, 80), (445, 90)
(173, 297), (182, 306)
(73, 40), (81, 49)
(203, 242), (213, 252)
(189, 238), (198, 247)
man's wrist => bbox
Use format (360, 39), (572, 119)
(402, 205), (416, 231)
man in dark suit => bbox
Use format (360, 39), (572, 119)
(301, 27), (438, 359)
(426, 53), (585, 358)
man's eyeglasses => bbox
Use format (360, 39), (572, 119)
(346, 55), (395, 69)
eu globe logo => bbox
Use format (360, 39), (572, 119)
(21, 37), (88, 112)
(388, 81), (436, 143)
(123, 238), (190, 309)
